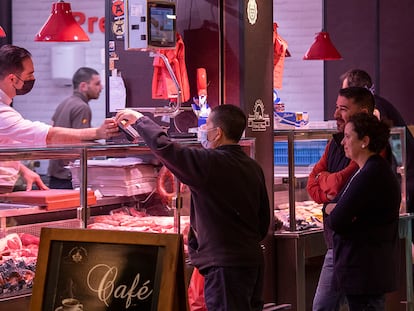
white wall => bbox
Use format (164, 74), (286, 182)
(273, 0), (324, 121)
(9, 0), (325, 175)
(12, 0), (106, 127)
(9, 0), (323, 126)
(10, 0), (324, 126)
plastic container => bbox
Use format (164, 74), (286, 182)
(274, 139), (328, 166)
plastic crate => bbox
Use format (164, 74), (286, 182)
(274, 139), (328, 166)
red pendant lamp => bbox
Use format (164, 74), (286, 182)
(303, 32), (341, 60)
(0, 26), (6, 38)
(34, 1), (89, 42)
(303, 0), (341, 60)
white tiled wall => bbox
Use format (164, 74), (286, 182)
(11, 0), (324, 127)
(273, 0), (324, 121)
(9, 0), (324, 174)
(11, 0), (106, 128)
(11, 0), (105, 175)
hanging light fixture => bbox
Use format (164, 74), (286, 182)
(0, 26), (6, 38)
(303, 0), (341, 60)
(34, 1), (89, 42)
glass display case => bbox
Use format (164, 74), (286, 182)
(273, 129), (335, 310)
(273, 129), (336, 232)
(0, 139), (255, 307)
(273, 127), (413, 311)
(274, 127), (408, 232)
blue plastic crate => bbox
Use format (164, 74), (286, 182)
(274, 139), (328, 166)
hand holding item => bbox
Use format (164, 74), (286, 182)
(114, 108), (144, 126)
(96, 118), (119, 140)
(118, 119), (140, 142)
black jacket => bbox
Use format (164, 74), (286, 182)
(135, 116), (270, 270)
(322, 132), (353, 249)
(327, 155), (401, 295)
(375, 94), (414, 212)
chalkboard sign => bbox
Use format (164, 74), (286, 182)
(30, 228), (187, 311)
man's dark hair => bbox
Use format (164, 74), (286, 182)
(0, 44), (32, 79)
(72, 67), (99, 89)
(348, 112), (390, 154)
(340, 69), (373, 89)
(210, 104), (246, 142)
(339, 87), (375, 114)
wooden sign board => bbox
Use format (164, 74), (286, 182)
(30, 228), (188, 311)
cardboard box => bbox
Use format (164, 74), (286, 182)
(274, 111), (309, 128)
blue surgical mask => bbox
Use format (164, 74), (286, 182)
(199, 125), (217, 149)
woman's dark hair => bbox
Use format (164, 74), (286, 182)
(210, 104), (246, 142)
(348, 113), (390, 154)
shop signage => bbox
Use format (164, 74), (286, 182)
(248, 99), (271, 131)
(30, 228), (187, 311)
(247, 0), (258, 25)
(73, 12), (105, 33)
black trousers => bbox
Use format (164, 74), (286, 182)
(48, 176), (73, 189)
(201, 265), (264, 311)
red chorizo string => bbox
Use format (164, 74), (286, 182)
(157, 166), (187, 200)
(157, 166), (176, 199)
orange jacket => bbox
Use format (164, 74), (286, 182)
(307, 139), (359, 204)
(152, 33), (190, 103)
(273, 22), (288, 90)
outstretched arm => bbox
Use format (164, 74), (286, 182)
(46, 118), (119, 144)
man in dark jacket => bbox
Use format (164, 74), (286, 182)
(115, 104), (270, 311)
(341, 68), (414, 214)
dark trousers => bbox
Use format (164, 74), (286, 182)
(48, 176), (73, 189)
(201, 265), (264, 311)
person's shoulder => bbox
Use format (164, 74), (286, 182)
(56, 95), (73, 106)
(0, 102), (13, 111)
(374, 95), (399, 114)
(61, 95), (89, 109)
(365, 154), (392, 172)
(374, 95), (407, 126)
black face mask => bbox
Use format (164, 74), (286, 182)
(14, 75), (35, 95)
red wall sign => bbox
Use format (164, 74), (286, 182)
(73, 12), (105, 34)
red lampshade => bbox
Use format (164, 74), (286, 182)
(285, 49), (291, 57)
(303, 31), (342, 60)
(34, 1), (89, 42)
(0, 26), (6, 38)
